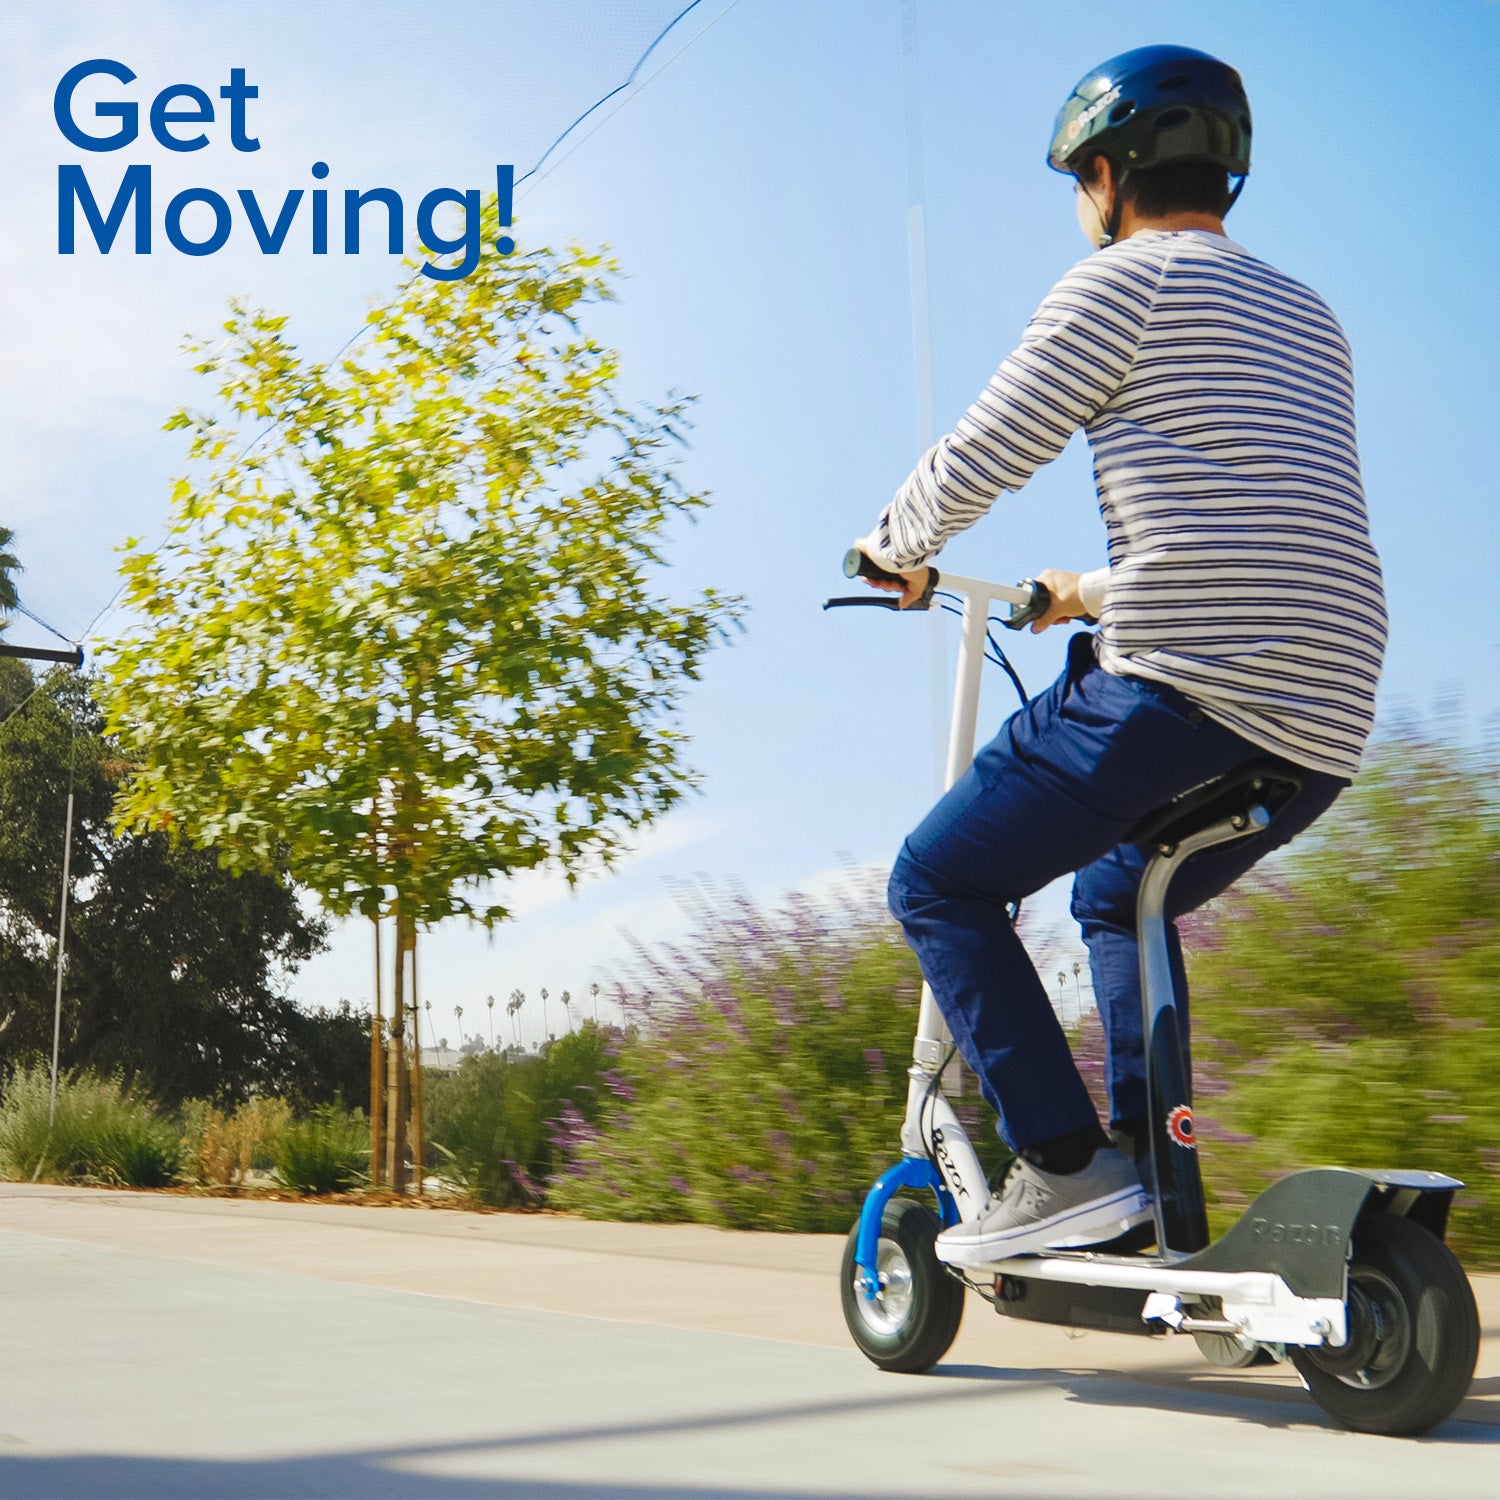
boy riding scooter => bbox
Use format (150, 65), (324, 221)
(853, 45), (1387, 1265)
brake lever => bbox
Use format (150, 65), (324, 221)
(822, 596), (903, 610)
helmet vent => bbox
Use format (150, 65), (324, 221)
(1108, 99), (1136, 124)
(1159, 73), (1192, 91)
(1152, 106), (1191, 130)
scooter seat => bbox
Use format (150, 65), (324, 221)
(1129, 757), (1303, 849)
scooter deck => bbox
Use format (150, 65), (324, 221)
(977, 1247), (1328, 1344)
(989, 1265), (1165, 1338)
(976, 1247), (1180, 1339)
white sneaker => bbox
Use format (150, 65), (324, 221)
(934, 1147), (1152, 1267)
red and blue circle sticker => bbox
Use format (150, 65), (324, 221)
(1166, 1104), (1196, 1149)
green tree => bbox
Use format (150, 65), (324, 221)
(1185, 735), (1500, 1261)
(99, 214), (744, 1186)
(277, 1001), (371, 1114)
(0, 663), (337, 1106)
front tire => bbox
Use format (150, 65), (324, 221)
(1291, 1213), (1479, 1436)
(840, 1197), (965, 1373)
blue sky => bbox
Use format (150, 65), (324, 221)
(4, 1), (1496, 1048)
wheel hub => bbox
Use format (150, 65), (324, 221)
(853, 1241), (915, 1336)
(1306, 1269), (1410, 1389)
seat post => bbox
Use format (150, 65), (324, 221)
(1136, 804), (1272, 1255)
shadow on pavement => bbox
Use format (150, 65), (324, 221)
(0, 1379), (1021, 1499)
(2, 1358), (1496, 1497)
(933, 1358), (1500, 1440)
(0, 1458), (950, 1500)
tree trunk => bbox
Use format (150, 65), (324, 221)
(408, 927), (425, 1197)
(369, 915), (385, 1188)
(384, 902), (409, 1192)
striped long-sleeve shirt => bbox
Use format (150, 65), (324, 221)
(862, 228), (1386, 778)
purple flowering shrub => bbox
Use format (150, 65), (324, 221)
(550, 871), (1005, 1231)
(1182, 735), (1500, 1261)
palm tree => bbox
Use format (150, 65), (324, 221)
(507, 989), (524, 1045)
(0, 527), (19, 616)
(559, 990), (573, 1034)
(1056, 970), (1069, 1025)
(1071, 960), (1084, 1015)
(486, 993), (495, 1048)
(454, 1004), (464, 1048)
(539, 987), (549, 1042)
(590, 982), (600, 1025)
(423, 999), (435, 1049)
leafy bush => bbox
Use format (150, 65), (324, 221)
(179, 1095), (292, 1187)
(1185, 736), (1500, 1263)
(0, 1063), (181, 1186)
(550, 875), (1008, 1232)
(424, 1027), (614, 1207)
(270, 1104), (367, 1195)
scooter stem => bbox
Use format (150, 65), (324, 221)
(905, 572), (1032, 1217)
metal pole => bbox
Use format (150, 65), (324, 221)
(902, 0), (948, 796)
(48, 790), (75, 1126)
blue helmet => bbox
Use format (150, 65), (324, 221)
(1048, 45), (1251, 179)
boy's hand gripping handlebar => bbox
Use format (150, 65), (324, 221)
(831, 547), (1053, 629)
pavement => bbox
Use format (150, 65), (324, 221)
(0, 1182), (1496, 1498)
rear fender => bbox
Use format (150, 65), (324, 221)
(1183, 1168), (1461, 1300)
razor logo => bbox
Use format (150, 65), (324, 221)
(930, 1127), (972, 1201)
(1166, 1104), (1195, 1149)
(1251, 1219), (1344, 1247)
(1068, 87), (1121, 141)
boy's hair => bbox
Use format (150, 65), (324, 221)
(1077, 155), (1233, 218)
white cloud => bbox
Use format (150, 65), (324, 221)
(292, 808), (729, 1037)
(490, 809), (729, 922)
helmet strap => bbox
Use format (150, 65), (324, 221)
(1225, 174), (1247, 215)
(1100, 167), (1130, 248)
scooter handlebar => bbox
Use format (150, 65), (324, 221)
(1001, 579), (1052, 631)
(1001, 580), (1098, 630)
(839, 548), (1060, 627)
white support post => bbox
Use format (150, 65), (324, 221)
(48, 790), (75, 1126)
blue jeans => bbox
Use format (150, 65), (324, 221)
(886, 638), (1346, 1153)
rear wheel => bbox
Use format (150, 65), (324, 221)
(1193, 1298), (1279, 1367)
(1194, 1330), (1279, 1368)
(1291, 1213), (1479, 1436)
(840, 1197), (965, 1373)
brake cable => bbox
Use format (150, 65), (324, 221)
(933, 594), (1029, 707)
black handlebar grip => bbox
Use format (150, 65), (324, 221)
(841, 548), (940, 611)
(842, 547), (906, 585)
(1002, 579), (1051, 631)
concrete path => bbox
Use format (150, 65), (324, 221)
(0, 1183), (1495, 1497)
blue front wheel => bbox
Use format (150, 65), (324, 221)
(840, 1198), (965, 1372)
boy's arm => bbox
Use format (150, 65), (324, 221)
(1078, 565), (1110, 618)
(857, 253), (1164, 572)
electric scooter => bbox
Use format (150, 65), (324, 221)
(825, 552), (1480, 1438)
